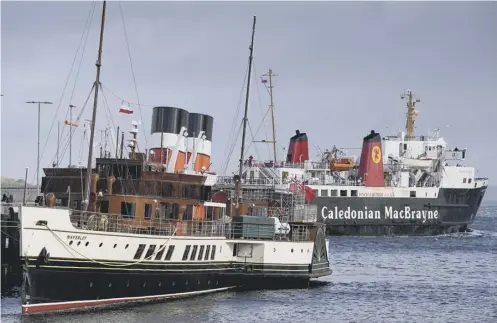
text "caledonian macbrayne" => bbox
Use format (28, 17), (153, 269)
(321, 206), (439, 223)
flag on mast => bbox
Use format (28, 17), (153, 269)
(119, 102), (133, 115)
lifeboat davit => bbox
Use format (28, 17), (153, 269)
(330, 157), (355, 171)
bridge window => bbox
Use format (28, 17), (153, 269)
(211, 245), (216, 260)
(165, 245), (175, 260)
(155, 245), (165, 260)
(410, 191), (416, 197)
(190, 245), (198, 260)
(145, 245), (156, 259)
(144, 203), (153, 219)
(351, 190), (358, 197)
(320, 190), (328, 197)
(198, 245), (205, 261)
(182, 245), (191, 261)
(463, 178), (467, 184)
(133, 244), (146, 259)
(468, 178), (472, 184)
(121, 202), (136, 218)
(340, 190), (347, 197)
(330, 190), (338, 197)
(204, 245), (211, 260)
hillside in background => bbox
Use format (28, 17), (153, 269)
(1, 176), (36, 188)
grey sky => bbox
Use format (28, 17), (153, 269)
(1, 1), (496, 194)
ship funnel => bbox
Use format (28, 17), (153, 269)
(357, 130), (384, 187)
(286, 130), (309, 164)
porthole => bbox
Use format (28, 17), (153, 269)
(301, 249), (303, 253)
(291, 249), (294, 253)
(126, 280), (130, 287)
(99, 243), (103, 247)
(158, 281), (162, 287)
(142, 281), (147, 287)
(197, 280), (200, 285)
(113, 244), (117, 248)
(89, 281), (93, 288)
(85, 242), (89, 247)
(125, 244), (129, 249)
(172, 281), (176, 286)
(273, 248), (276, 252)
(69, 241), (73, 245)
(77, 241), (81, 246)
(108, 282), (112, 287)
(185, 281), (189, 285)
(208, 280), (211, 285)
(216, 281), (219, 285)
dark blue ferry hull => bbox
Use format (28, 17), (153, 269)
(313, 187), (487, 236)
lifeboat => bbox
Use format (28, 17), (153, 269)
(330, 157), (355, 171)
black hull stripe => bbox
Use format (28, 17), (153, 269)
(24, 257), (310, 267)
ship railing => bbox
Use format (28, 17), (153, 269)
(69, 211), (226, 237)
(68, 211), (312, 241)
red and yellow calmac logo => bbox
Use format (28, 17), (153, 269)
(371, 146), (382, 164)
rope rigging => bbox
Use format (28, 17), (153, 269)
(30, 1), (96, 185)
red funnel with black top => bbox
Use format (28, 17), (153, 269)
(357, 130), (384, 187)
(286, 130), (309, 164)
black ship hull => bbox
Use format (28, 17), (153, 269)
(21, 258), (330, 314)
(314, 187), (487, 236)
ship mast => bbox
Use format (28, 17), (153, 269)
(83, 0), (107, 211)
(402, 89), (420, 141)
(235, 16), (256, 216)
(261, 69), (278, 164)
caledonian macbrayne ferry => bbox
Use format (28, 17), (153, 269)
(215, 89), (489, 235)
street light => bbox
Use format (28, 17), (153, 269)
(26, 100), (53, 194)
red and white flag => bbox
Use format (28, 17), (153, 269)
(119, 104), (133, 114)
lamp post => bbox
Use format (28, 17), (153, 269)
(26, 100), (53, 194)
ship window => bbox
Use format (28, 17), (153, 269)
(182, 245), (191, 261)
(320, 190), (328, 197)
(198, 245), (205, 260)
(134, 244), (146, 259)
(403, 144), (407, 150)
(468, 178), (472, 184)
(463, 178), (467, 183)
(184, 205), (194, 221)
(410, 191), (416, 197)
(232, 244), (238, 257)
(165, 245), (175, 260)
(100, 201), (109, 213)
(121, 202), (136, 218)
(211, 245), (216, 260)
(351, 190), (358, 197)
(204, 245), (211, 260)
(155, 245), (166, 260)
(190, 245), (198, 261)
(340, 190), (347, 197)
(145, 245), (156, 259)
(330, 190), (338, 197)
(144, 203), (153, 219)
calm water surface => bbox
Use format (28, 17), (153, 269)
(2, 205), (496, 323)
